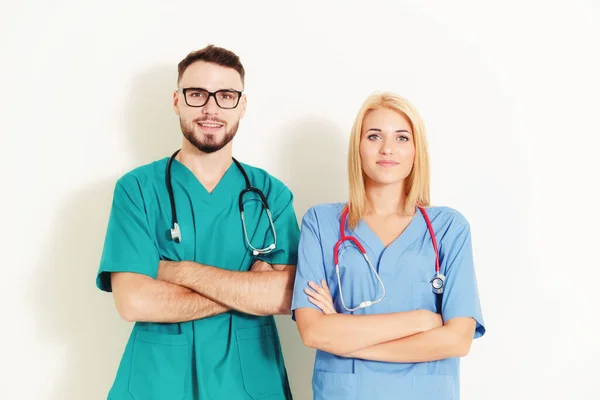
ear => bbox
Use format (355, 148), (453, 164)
(239, 94), (247, 119)
(173, 89), (180, 116)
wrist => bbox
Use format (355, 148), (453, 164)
(160, 261), (191, 284)
(176, 261), (201, 284)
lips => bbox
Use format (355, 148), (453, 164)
(196, 119), (225, 133)
(376, 160), (399, 167)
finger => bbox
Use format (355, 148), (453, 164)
(304, 287), (327, 302)
(304, 287), (334, 307)
(307, 296), (323, 308)
(309, 281), (332, 299)
(308, 296), (336, 314)
(305, 287), (335, 312)
(311, 281), (333, 305)
(321, 279), (331, 294)
(307, 296), (329, 312)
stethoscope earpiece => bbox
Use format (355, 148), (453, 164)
(252, 243), (276, 257)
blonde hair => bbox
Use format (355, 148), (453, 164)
(346, 92), (431, 230)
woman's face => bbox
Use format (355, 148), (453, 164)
(359, 108), (415, 187)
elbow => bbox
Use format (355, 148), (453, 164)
(114, 291), (142, 322)
(267, 289), (293, 316)
(300, 330), (319, 349)
(295, 309), (332, 351)
(455, 337), (473, 357)
(298, 324), (326, 349)
(275, 302), (292, 316)
(257, 305), (291, 317)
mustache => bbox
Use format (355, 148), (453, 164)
(194, 117), (226, 125)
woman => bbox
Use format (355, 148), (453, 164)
(291, 92), (486, 399)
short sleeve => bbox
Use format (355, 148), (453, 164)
(290, 207), (328, 320)
(255, 187), (300, 266)
(440, 218), (486, 339)
(96, 177), (160, 292)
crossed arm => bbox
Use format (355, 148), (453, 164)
(111, 260), (294, 323)
(295, 280), (476, 363)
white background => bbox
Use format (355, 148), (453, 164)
(1, 0), (599, 399)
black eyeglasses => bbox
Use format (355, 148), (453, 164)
(178, 87), (243, 109)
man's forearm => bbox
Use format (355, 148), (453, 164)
(297, 308), (432, 355)
(158, 261), (294, 316)
(112, 272), (230, 323)
(344, 318), (475, 362)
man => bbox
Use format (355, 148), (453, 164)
(97, 45), (299, 400)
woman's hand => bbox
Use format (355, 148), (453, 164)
(305, 280), (337, 314)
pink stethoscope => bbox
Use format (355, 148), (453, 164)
(333, 205), (445, 313)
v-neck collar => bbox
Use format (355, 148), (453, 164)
(351, 207), (427, 259)
(170, 157), (242, 206)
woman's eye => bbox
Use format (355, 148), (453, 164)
(367, 134), (380, 141)
(397, 135), (409, 142)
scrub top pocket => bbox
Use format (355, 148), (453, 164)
(128, 330), (191, 400)
(312, 370), (358, 400)
(236, 325), (285, 399)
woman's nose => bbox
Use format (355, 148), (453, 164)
(379, 138), (394, 155)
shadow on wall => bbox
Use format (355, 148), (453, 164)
(125, 66), (181, 164)
(30, 65), (180, 400)
(273, 117), (348, 400)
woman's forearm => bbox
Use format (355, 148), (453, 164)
(345, 317), (476, 362)
(297, 308), (439, 355)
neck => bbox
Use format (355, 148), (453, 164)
(176, 139), (233, 191)
(364, 179), (411, 217)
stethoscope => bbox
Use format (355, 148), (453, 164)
(334, 205), (445, 314)
(166, 149), (277, 256)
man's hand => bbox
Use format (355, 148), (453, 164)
(250, 259), (274, 272)
(157, 259), (175, 281)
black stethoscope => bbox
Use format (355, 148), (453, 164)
(166, 149), (277, 255)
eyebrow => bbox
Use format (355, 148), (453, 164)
(182, 86), (242, 92)
(366, 128), (412, 135)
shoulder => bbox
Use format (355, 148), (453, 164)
(302, 202), (346, 224)
(423, 205), (469, 227)
(238, 161), (293, 200)
(422, 205), (472, 243)
(114, 158), (168, 200)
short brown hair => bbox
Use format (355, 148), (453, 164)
(177, 44), (245, 85)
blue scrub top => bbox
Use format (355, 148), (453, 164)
(97, 157), (300, 400)
(291, 203), (485, 400)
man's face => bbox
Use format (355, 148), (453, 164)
(173, 61), (246, 153)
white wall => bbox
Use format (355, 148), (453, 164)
(2, 0), (599, 399)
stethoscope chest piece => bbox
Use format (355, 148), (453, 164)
(430, 272), (446, 294)
(171, 222), (182, 243)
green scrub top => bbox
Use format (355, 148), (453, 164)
(96, 156), (300, 400)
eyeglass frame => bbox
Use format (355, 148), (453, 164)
(177, 87), (244, 109)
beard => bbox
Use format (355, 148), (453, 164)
(180, 117), (240, 154)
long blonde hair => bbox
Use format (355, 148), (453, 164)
(347, 92), (431, 230)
